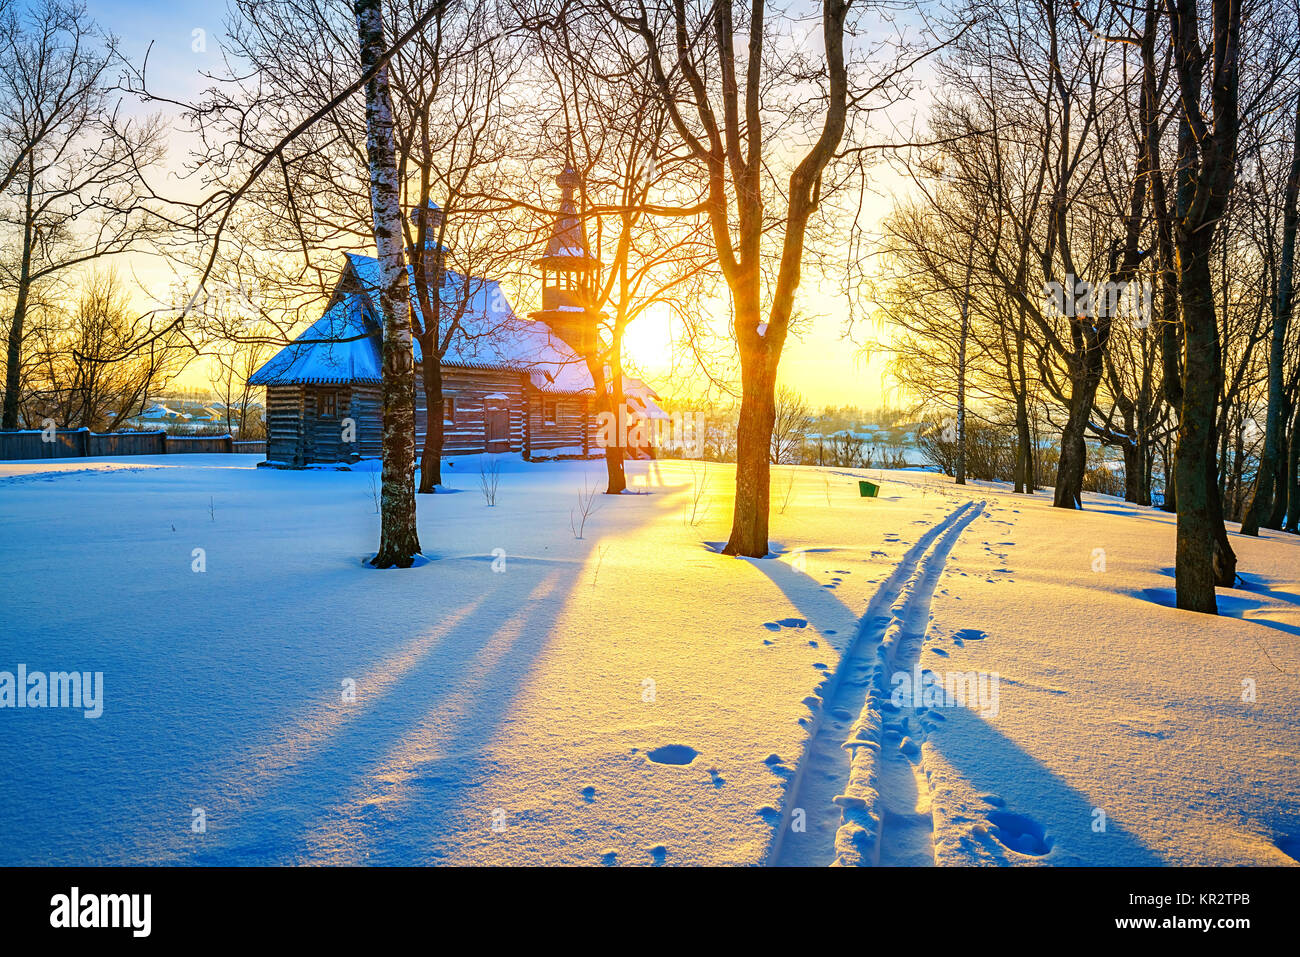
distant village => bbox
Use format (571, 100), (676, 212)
(114, 394), (266, 436)
(111, 387), (922, 468)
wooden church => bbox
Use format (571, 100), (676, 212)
(249, 165), (664, 466)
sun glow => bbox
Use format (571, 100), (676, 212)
(620, 302), (677, 374)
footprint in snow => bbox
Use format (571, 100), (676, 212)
(984, 810), (1053, 856)
(952, 628), (987, 645)
(763, 617), (809, 632)
(581, 786), (596, 803)
(645, 744), (698, 766)
(649, 845), (668, 865)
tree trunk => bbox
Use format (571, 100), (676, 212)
(606, 339), (627, 494)
(954, 362), (967, 486)
(1167, 0), (1242, 610)
(724, 365), (776, 556)
(2, 171), (35, 430)
(586, 352), (626, 495)
(356, 0), (421, 568)
(1054, 390), (1088, 509)
(1013, 394), (1031, 494)
(1160, 439), (1177, 512)
(417, 342), (444, 492)
(1229, 422), (1246, 521)
(1138, 430), (1152, 507)
(724, 273), (777, 557)
(602, 435), (626, 493)
(1286, 400), (1300, 531)
(1122, 441), (1140, 503)
(954, 228), (975, 486)
(1156, 213), (1182, 517)
(1174, 247), (1228, 612)
(1270, 419), (1290, 527)
(1208, 444), (1237, 586)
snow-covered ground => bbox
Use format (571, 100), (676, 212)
(0, 453), (1296, 866)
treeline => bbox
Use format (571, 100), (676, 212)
(874, 0), (1300, 611)
(0, 4), (183, 432)
(669, 388), (917, 468)
(914, 411), (1125, 499)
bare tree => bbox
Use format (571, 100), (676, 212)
(600, 0), (925, 555)
(209, 329), (274, 437)
(1165, 0), (1243, 611)
(25, 270), (187, 429)
(0, 0), (165, 428)
(394, 2), (527, 492)
(770, 385), (811, 464)
(1241, 91), (1300, 535)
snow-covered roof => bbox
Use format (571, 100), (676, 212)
(350, 255), (593, 391)
(250, 254), (595, 394)
(249, 294), (381, 386)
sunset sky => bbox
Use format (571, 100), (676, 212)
(77, 0), (908, 410)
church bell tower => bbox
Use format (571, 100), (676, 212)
(529, 163), (602, 356)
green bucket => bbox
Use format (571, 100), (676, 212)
(858, 480), (880, 498)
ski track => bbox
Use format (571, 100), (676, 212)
(770, 499), (986, 867)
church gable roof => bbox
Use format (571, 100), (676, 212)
(248, 292), (381, 386)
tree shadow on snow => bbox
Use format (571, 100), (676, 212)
(1134, 585), (1300, 639)
(183, 518), (671, 865)
(928, 705), (1165, 865)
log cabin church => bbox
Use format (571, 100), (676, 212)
(249, 165), (664, 466)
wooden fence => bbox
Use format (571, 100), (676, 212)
(0, 429), (266, 462)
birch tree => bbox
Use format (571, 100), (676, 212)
(355, 0), (421, 567)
